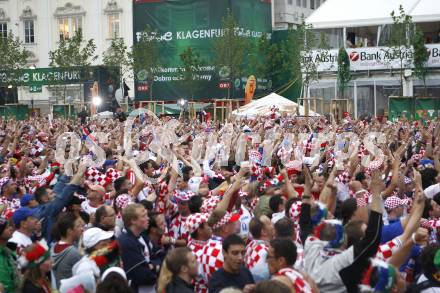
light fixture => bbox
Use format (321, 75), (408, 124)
(29, 65), (36, 69)
(178, 98), (187, 106)
(7, 85), (12, 89)
(92, 96), (102, 106)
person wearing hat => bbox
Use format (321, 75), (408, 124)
(8, 207), (38, 255)
(0, 217), (20, 293)
(71, 227), (115, 279)
(81, 182), (106, 215)
(20, 194), (38, 208)
(198, 165), (249, 285)
(20, 242), (53, 293)
(168, 190), (192, 248)
(384, 196), (405, 224)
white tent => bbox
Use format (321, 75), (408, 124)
(306, 0), (422, 29)
(232, 93), (319, 117)
(411, 0), (440, 23)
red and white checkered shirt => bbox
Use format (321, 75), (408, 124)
(245, 239), (270, 281)
(199, 236), (224, 282)
(376, 237), (403, 261)
(275, 267), (314, 293)
(188, 239), (207, 255)
(169, 214), (188, 242)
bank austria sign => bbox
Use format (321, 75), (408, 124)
(308, 44), (440, 72)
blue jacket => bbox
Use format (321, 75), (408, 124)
(34, 175), (80, 243)
(117, 229), (158, 290)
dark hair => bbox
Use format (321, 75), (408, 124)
(52, 212), (77, 240)
(255, 280), (291, 293)
(138, 160), (159, 172)
(341, 198), (358, 225)
(344, 220), (364, 248)
(420, 243), (440, 282)
(113, 177), (127, 193)
(270, 238), (297, 266)
(190, 222), (207, 239)
(274, 217), (294, 238)
(421, 168), (438, 189)
(423, 198), (433, 219)
(96, 272), (133, 293)
(249, 217), (264, 239)
(95, 205), (108, 226)
(223, 234), (245, 252)
(181, 166), (193, 182)
(433, 193), (440, 206)
(139, 200), (154, 212)
(269, 195), (283, 213)
(165, 247), (191, 275)
(34, 187), (48, 204)
(355, 172), (366, 182)
(189, 196), (202, 213)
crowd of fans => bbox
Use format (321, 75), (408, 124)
(0, 109), (439, 293)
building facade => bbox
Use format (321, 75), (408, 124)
(0, 0), (133, 114)
(273, 0), (325, 29)
(304, 0), (440, 120)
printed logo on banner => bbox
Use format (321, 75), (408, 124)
(349, 51), (360, 62)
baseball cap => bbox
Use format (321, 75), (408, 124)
(12, 207), (37, 226)
(20, 194), (36, 207)
(85, 182), (106, 197)
(83, 227), (114, 249)
(384, 196), (404, 211)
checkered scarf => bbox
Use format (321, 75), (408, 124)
(276, 268), (314, 293)
(376, 237), (403, 261)
(245, 240), (269, 270)
(212, 212), (234, 230)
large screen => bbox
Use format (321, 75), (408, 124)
(133, 0), (272, 101)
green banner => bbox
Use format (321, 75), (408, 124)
(133, 0), (272, 101)
(415, 98), (439, 120)
(389, 97), (414, 121)
(5, 104), (28, 121)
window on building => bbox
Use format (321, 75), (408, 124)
(0, 22), (7, 39)
(303, 0), (308, 8)
(58, 16), (82, 41)
(24, 20), (35, 43)
(297, 0), (301, 7)
(108, 14), (120, 38)
(288, 0), (293, 5)
(310, 0), (315, 9)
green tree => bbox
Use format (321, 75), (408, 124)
(0, 32), (30, 71)
(297, 21), (319, 100)
(386, 5), (414, 96)
(337, 47), (351, 99)
(49, 29), (98, 103)
(249, 33), (285, 92)
(412, 27), (429, 96)
(0, 31), (30, 103)
(212, 10), (249, 98)
(131, 27), (160, 101)
(179, 47), (202, 101)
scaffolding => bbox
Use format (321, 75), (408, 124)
(139, 101), (166, 115)
(213, 99), (241, 122)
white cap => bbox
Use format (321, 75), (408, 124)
(101, 267), (127, 282)
(83, 227), (114, 249)
(188, 177), (203, 194)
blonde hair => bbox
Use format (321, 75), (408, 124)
(156, 261), (173, 293)
(121, 203), (144, 228)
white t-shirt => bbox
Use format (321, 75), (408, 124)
(8, 231), (32, 253)
(418, 274), (440, 293)
(425, 183), (440, 199)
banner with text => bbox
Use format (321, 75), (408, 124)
(309, 44), (440, 72)
(133, 0), (272, 101)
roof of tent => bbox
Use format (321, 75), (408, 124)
(306, 0), (428, 29)
(411, 0), (440, 23)
(232, 93), (320, 117)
